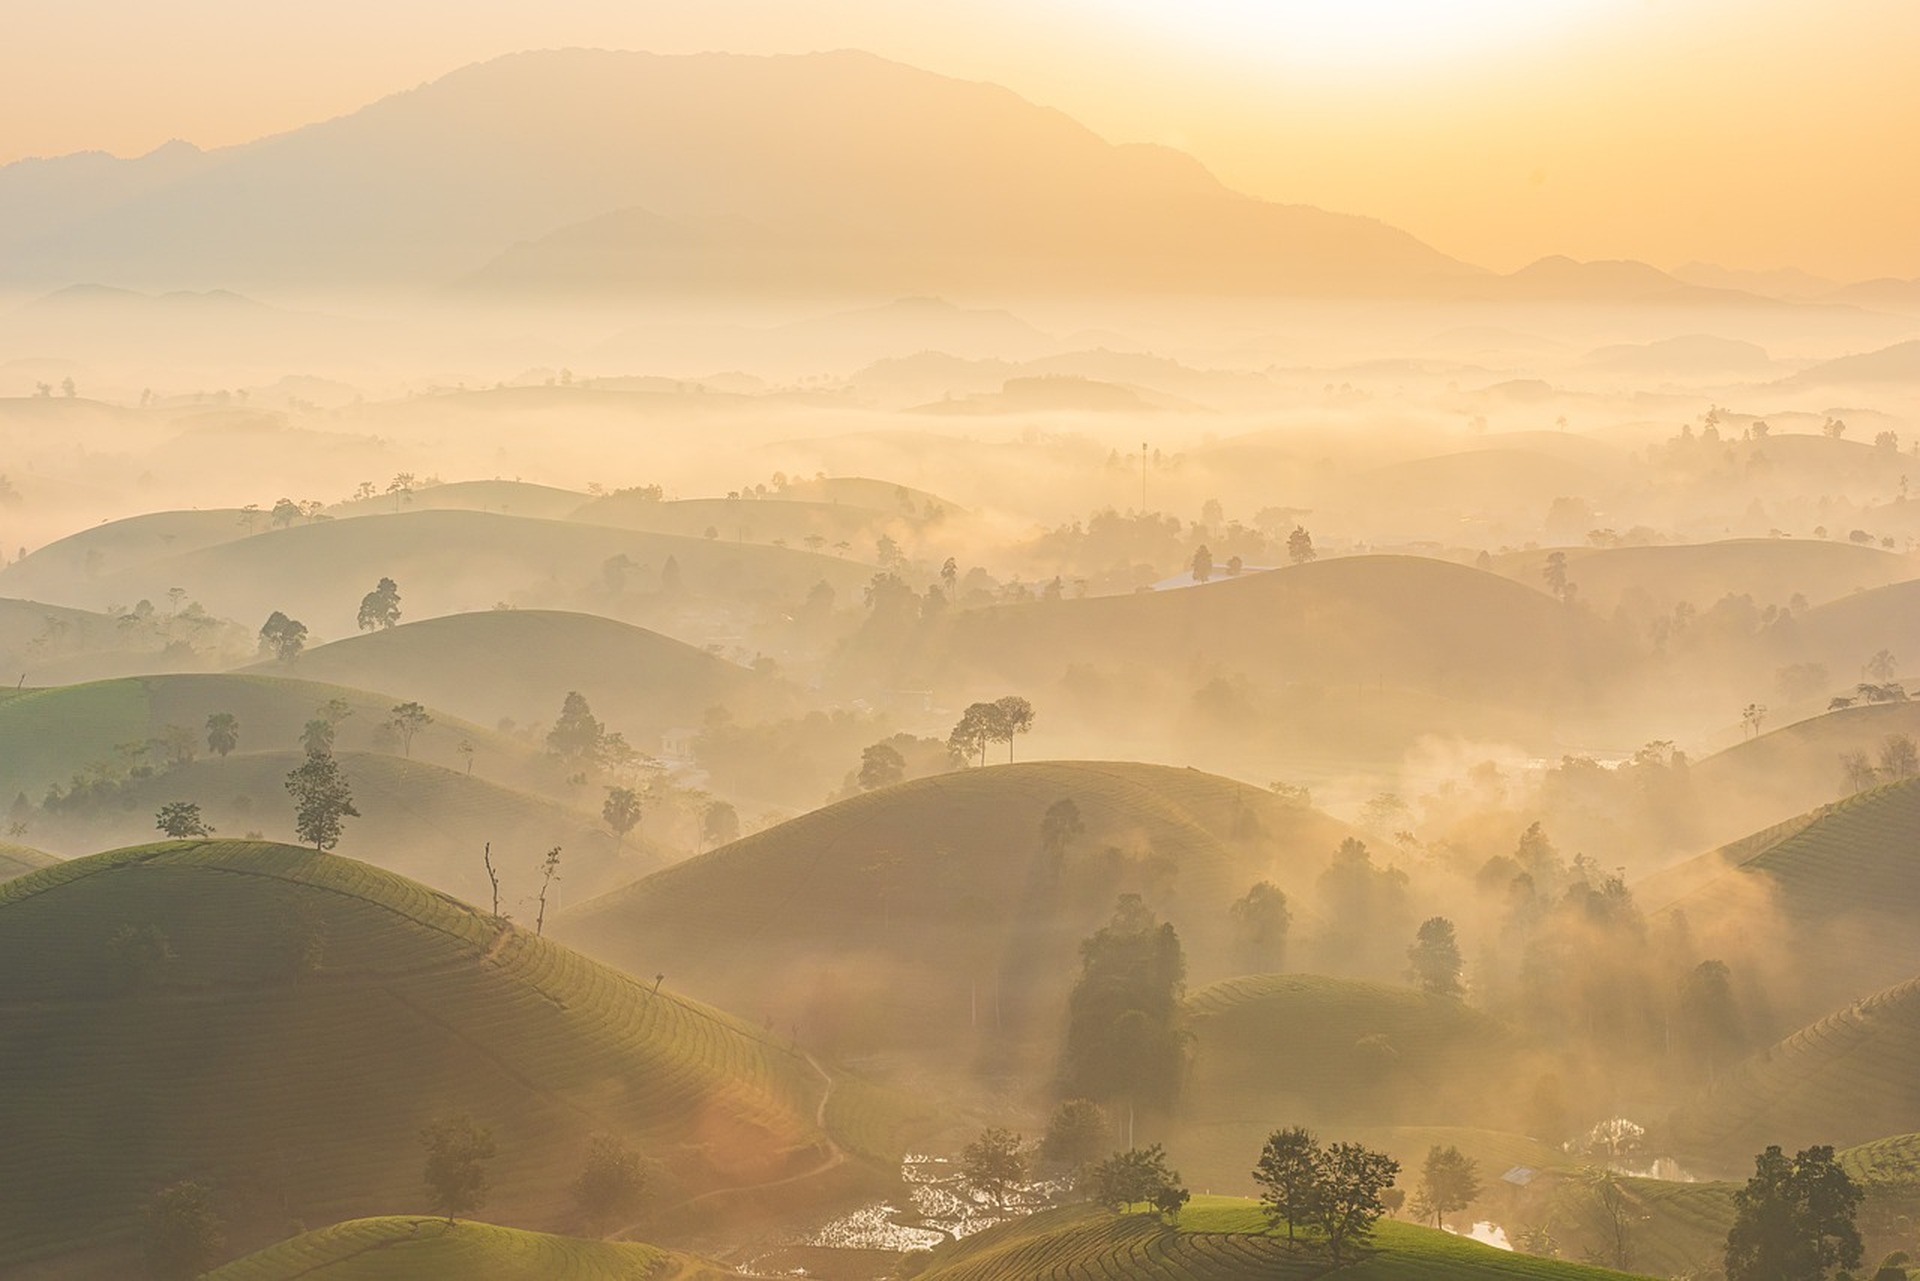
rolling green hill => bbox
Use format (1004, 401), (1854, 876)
(1668, 973), (1920, 1164)
(0, 841), (888, 1273)
(0, 840), (56, 881)
(205, 1217), (734, 1280)
(252, 609), (792, 738)
(30, 749), (642, 907)
(912, 1199), (1651, 1280)
(1490, 539), (1913, 614)
(0, 508), (255, 598)
(0, 672), (528, 803)
(559, 761), (1351, 1065)
(926, 556), (1630, 709)
(49, 510), (872, 638)
(1644, 777), (1920, 1008)
(1181, 975), (1518, 1129)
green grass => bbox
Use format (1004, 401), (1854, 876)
(1181, 975), (1519, 1129)
(0, 672), (529, 803)
(557, 761), (1352, 1063)
(912, 1198), (1652, 1280)
(204, 1216), (730, 1280)
(256, 609), (791, 736)
(1669, 971), (1920, 1163)
(0, 840), (900, 1271)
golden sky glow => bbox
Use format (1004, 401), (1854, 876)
(3, 0), (1916, 279)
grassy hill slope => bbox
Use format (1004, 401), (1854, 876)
(329, 479), (590, 520)
(205, 1217), (733, 1280)
(570, 493), (905, 549)
(0, 508), (254, 597)
(559, 761), (1350, 1064)
(255, 609), (791, 737)
(1668, 973), (1920, 1163)
(51, 510), (872, 636)
(1790, 577), (1920, 674)
(914, 1199), (1650, 1280)
(1683, 702), (1920, 845)
(0, 840), (56, 881)
(1490, 539), (1913, 614)
(0, 841), (877, 1273)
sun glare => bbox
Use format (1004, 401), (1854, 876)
(1083, 0), (1605, 70)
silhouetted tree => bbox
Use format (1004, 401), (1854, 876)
(602, 787), (641, 846)
(1254, 1126), (1322, 1245)
(1040, 1099), (1109, 1172)
(1725, 1145), (1862, 1281)
(1086, 1145), (1188, 1221)
(141, 1181), (224, 1280)
(300, 717), (336, 756)
(572, 1133), (648, 1234)
(1880, 733), (1919, 780)
(1288, 526), (1317, 564)
(258, 611), (307, 663)
(535, 846), (561, 936)
(701, 800), (739, 848)
(419, 1114), (496, 1224)
(1407, 917), (1464, 997)
(356, 576), (402, 630)
(995, 695), (1035, 761)
(948, 702), (1003, 767)
(1061, 895), (1188, 1119)
(285, 747), (358, 851)
(1414, 1144), (1481, 1228)
(154, 801), (213, 839)
(548, 691), (605, 763)
(1313, 1141), (1400, 1264)
(858, 742), (907, 791)
(961, 1127), (1028, 1209)
(205, 711), (239, 758)
(387, 701), (431, 756)
(1679, 959), (1745, 1083)
(1230, 881), (1291, 973)
(1191, 544), (1213, 583)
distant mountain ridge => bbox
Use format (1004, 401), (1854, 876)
(0, 48), (1474, 297)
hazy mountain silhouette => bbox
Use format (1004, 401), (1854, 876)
(0, 49), (1475, 296)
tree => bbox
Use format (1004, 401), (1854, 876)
(1406, 917), (1464, 997)
(141, 1181), (224, 1280)
(258, 610), (307, 663)
(948, 702), (1004, 767)
(387, 702), (431, 757)
(285, 748), (358, 851)
(419, 1114), (496, 1224)
(1840, 750), (1880, 794)
(1254, 1126), (1322, 1246)
(602, 787), (641, 846)
(535, 846), (561, 936)
(1086, 1145), (1189, 1221)
(1414, 1144), (1482, 1228)
(1742, 702), (1768, 737)
(482, 842), (503, 919)
(572, 1133), (648, 1234)
(1679, 959), (1745, 1082)
(205, 711), (239, 758)
(1880, 733), (1919, 780)
(961, 1127), (1028, 1209)
(1230, 881), (1291, 973)
(300, 717), (336, 756)
(994, 695), (1035, 761)
(356, 576), (402, 631)
(457, 738), (476, 774)
(858, 742), (906, 791)
(1543, 551), (1572, 603)
(1061, 896), (1188, 1117)
(701, 800), (739, 848)
(1867, 649), (1899, 683)
(1040, 1100), (1109, 1172)
(1191, 544), (1214, 583)
(1313, 1141), (1400, 1265)
(155, 801), (213, 839)
(1725, 1145), (1863, 1281)
(547, 691), (605, 763)
(1287, 526), (1317, 565)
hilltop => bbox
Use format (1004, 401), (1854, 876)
(327, 479), (589, 520)
(0, 508), (254, 597)
(0, 841), (889, 1273)
(559, 761), (1350, 1065)
(0, 841), (55, 881)
(1789, 577), (1920, 674)
(205, 1217), (735, 1280)
(1683, 701), (1920, 843)
(914, 1199), (1650, 1281)
(570, 493), (916, 551)
(251, 610), (790, 740)
(1488, 539), (1914, 614)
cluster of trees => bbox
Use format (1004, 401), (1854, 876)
(1839, 734), (1919, 794)
(1060, 896), (1187, 1122)
(1253, 1127), (1401, 1264)
(947, 695), (1035, 766)
(285, 714), (358, 850)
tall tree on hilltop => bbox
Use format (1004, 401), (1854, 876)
(1406, 917), (1464, 997)
(356, 576), (402, 630)
(1254, 1126), (1322, 1246)
(1725, 1145), (1862, 1281)
(285, 746), (358, 851)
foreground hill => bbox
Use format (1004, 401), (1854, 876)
(1644, 777), (1920, 1010)
(914, 1199), (1649, 1281)
(1490, 539), (1913, 614)
(559, 761), (1349, 1065)
(50, 510), (872, 640)
(0, 841), (876, 1273)
(205, 1217), (735, 1280)
(253, 610), (792, 739)
(1669, 973), (1920, 1166)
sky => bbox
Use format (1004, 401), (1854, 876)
(4, 0), (1916, 279)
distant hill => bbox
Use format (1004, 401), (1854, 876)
(1780, 338), (1920, 386)
(558, 761), (1350, 1065)
(569, 493), (909, 549)
(36, 510), (871, 638)
(915, 1199), (1648, 1281)
(1458, 256), (1772, 307)
(1788, 577), (1920, 674)
(0, 841), (55, 882)
(1669, 972), (1920, 1164)
(0, 842), (873, 1271)
(0, 50), (1471, 295)
(1488, 539), (1914, 615)
(205, 1217), (734, 1280)
(1579, 334), (1774, 381)
(254, 610), (790, 742)
(1683, 702), (1920, 844)
(327, 479), (589, 520)
(0, 508), (254, 595)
